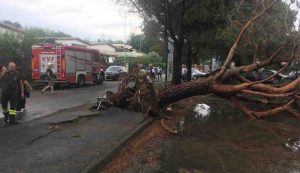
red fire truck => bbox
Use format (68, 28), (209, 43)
(31, 44), (107, 86)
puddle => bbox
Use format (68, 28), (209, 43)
(190, 101), (244, 124)
(193, 104), (211, 120)
(285, 138), (300, 152)
(159, 96), (300, 172)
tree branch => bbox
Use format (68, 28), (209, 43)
(219, 36), (286, 81)
(251, 43), (297, 85)
(236, 95), (269, 104)
(234, 73), (252, 83)
(287, 107), (300, 118)
(254, 99), (295, 118)
(231, 97), (257, 119)
(250, 77), (300, 94)
(241, 90), (294, 98)
(233, 98), (295, 118)
(215, 0), (280, 80)
(128, 0), (143, 12)
(220, 42), (296, 93)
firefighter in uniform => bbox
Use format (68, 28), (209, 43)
(1, 62), (24, 125)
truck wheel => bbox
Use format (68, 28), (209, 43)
(77, 75), (85, 87)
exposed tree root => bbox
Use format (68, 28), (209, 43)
(105, 74), (158, 116)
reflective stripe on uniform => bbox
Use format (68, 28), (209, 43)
(9, 110), (17, 116)
(3, 108), (9, 113)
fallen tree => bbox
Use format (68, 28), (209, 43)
(101, 0), (300, 121)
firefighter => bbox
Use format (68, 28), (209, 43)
(1, 62), (24, 125)
(41, 63), (55, 95)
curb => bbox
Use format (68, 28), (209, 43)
(83, 117), (153, 173)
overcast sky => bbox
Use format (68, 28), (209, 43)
(0, 0), (143, 41)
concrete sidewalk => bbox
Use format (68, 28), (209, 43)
(0, 104), (150, 173)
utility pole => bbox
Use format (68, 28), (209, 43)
(139, 36), (142, 52)
(124, 10), (127, 66)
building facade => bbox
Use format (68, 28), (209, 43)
(89, 43), (117, 63)
(0, 22), (24, 35)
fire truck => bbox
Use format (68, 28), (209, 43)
(31, 44), (107, 86)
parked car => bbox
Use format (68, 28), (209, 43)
(105, 66), (127, 80)
(245, 69), (283, 84)
(285, 71), (300, 81)
(269, 70), (289, 79)
(191, 68), (206, 79)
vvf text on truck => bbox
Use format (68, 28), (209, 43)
(31, 44), (107, 87)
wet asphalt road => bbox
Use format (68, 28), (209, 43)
(0, 81), (120, 122)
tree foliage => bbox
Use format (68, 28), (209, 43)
(118, 0), (298, 78)
(127, 33), (164, 56)
(127, 34), (144, 51)
(116, 0), (240, 84)
(127, 18), (164, 56)
(115, 51), (164, 67)
(106, 0), (300, 122)
(0, 32), (22, 59)
(218, 0), (298, 66)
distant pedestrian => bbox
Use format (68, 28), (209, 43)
(157, 66), (162, 81)
(16, 67), (32, 112)
(148, 63), (156, 83)
(41, 63), (55, 95)
(154, 66), (158, 80)
(1, 62), (23, 125)
(181, 64), (188, 82)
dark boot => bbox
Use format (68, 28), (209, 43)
(9, 116), (18, 125)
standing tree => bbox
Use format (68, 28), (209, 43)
(116, 0), (238, 84)
(116, 0), (188, 84)
(0, 32), (22, 58)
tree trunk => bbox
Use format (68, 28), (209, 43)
(158, 78), (213, 108)
(172, 42), (183, 85)
(186, 43), (192, 81)
(107, 74), (214, 113)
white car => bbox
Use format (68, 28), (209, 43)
(269, 70), (289, 79)
(191, 68), (206, 79)
(286, 71), (300, 80)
